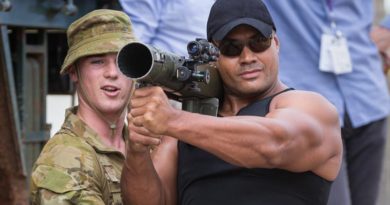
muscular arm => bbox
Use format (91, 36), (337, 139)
(131, 87), (342, 181)
(151, 136), (178, 205)
(121, 116), (177, 205)
(121, 148), (165, 205)
(175, 92), (341, 180)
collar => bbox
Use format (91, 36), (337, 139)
(62, 106), (127, 155)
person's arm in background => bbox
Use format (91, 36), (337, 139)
(119, 0), (161, 44)
(371, 15), (390, 74)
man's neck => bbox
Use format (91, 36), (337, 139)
(219, 81), (288, 116)
(77, 105), (126, 155)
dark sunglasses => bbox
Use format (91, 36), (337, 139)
(218, 34), (273, 57)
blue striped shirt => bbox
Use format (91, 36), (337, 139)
(119, 0), (214, 57)
(264, 0), (390, 127)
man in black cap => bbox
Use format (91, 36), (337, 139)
(121, 0), (342, 204)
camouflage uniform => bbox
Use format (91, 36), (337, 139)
(30, 9), (136, 205)
(30, 107), (126, 204)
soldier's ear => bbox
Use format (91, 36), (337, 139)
(68, 65), (78, 83)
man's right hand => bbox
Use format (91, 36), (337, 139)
(371, 25), (390, 74)
(127, 113), (162, 153)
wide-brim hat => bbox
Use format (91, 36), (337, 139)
(60, 9), (137, 75)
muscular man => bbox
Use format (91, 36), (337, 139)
(121, 0), (342, 204)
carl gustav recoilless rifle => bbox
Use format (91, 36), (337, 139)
(117, 38), (223, 116)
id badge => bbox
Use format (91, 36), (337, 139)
(319, 34), (335, 72)
(319, 33), (353, 74)
(329, 36), (353, 74)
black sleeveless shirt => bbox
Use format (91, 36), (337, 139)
(177, 88), (331, 205)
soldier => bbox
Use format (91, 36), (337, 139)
(30, 9), (136, 204)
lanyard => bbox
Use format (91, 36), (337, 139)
(326, 0), (333, 12)
(325, 0), (335, 26)
(325, 0), (341, 37)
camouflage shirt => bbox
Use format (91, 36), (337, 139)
(30, 107), (126, 205)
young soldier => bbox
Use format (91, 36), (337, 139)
(30, 9), (136, 204)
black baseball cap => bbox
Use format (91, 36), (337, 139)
(207, 0), (276, 41)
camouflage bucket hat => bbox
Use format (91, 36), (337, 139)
(60, 9), (137, 75)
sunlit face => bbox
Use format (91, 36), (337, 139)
(216, 25), (280, 99)
(70, 53), (133, 117)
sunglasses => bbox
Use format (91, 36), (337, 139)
(218, 34), (273, 57)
